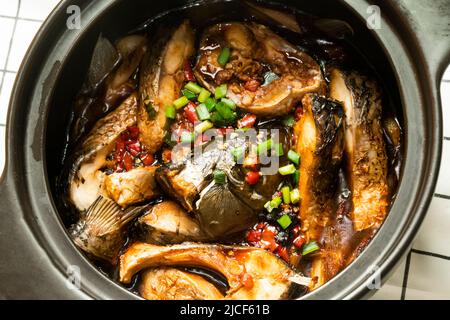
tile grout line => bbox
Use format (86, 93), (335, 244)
(444, 137), (450, 141)
(0, 14), (44, 23)
(400, 250), (412, 300)
(435, 193), (450, 200)
(0, 69), (17, 74)
(0, 1), (21, 97)
(411, 248), (450, 261)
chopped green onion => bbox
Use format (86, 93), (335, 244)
(282, 115), (295, 127)
(270, 196), (282, 209)
(180, 131), (194, 143)
(173, 96), (189, 109)
(273, 143), (284, 156)
(215, 84), (227, 99)
(221, 98), (236, 110)
(277, 214), (292, 229)
(231, 147), (244, 162)
(292, 169), (300, 185)
(204, 97), (216, 111)
(257, 139), (272, 155)
(218, 47), (231, 66)
(287, 150), (300, 165)
(198, 88), (211, 103)
(194, 120), (213, 133)
(264, 201), (275, 213)
(278, 164), (296, 175)
(145, 103), (157, 119)
(210, 112), (226, 127)
(281, 186), (291, 204)
(215, 101), (236, 122)
(196, 103), (211, 120)
(214, 169), (227, 184)
(302, 241), (320, 256)
(290, 188), (301, 204)
(181, 89), (197, 100)
(184, 82), (202, 94)
(165, 105), (176, 119)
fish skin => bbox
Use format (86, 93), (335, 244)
(330, 69), (389, 231)
(294, 94), (344, 243)
(68, 93), (138, 211)
(138, 20), (194, 154)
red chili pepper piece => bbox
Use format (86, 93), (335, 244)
(184, 61), (195, 82)
(246, 229), (262, 243)
(276, 246), (290, 262)
(238, 113), (257, 128)
(184, 102), (199, 123)
(293, 235), (306, 249)
(240, 273), (254, 289)
(245, 171), (260, 185)
(123, 152), (134, 171)
(141, 153), (154, 166)
(127, 126), (139, 139)
(127, 141), (141, 157)
(244, 79), (260, 92)
(294, 106), (303, 121)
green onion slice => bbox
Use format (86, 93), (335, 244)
(302, 241), (320, 256)
(218, 47), (231, 66)
(278, 164), (296, 175)
(277, 214), (292, 229)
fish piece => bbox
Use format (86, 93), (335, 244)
(70, 196), (147, 263)
(139, 268), (224, 300)
(103, 166), (159, 207)
(194, 22), (325, 117)
(68, 93), (138, 211)
(329, 69), (389, 231)
(294, 94), (344, 242)
(138, 20), (194, 154)
(137, 201), (205, 244)
(119, 242), (310, 300)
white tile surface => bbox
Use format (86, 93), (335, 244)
(443, 66), (450, 81)
(18, 0), (60, 21)
(405, 253), (450, 299)
(413, 197), (450, 256)
(0, 72), (16, 124)
(6, 19), (42, 72)
(441, 81), (449, 137)
(0, 125), (4, 176)
(371, 257), (406, 300)
(0, 0), (19, 18)
(0, 17), (15, 69)
(435, 140), (450, 196)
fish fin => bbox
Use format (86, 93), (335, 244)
(84, 196), (147, 236)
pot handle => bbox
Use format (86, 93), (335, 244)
(394, 0), (450, 81)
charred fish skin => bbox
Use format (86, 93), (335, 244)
(70, 196), (148, 263)
(295, 94), (344, 242)
(66, 93), (138, 211)
(330, 69), (389, 231)
(138, 20), (194, 154)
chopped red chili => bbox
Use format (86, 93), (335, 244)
(238, 113), (257, 128)
(244, 79), (260, 92)
(184, 102), (199, 123)
(245, 171), (260, 185)
(183, 61), (195, 82)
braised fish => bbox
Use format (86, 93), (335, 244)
(137, 201), (205, 244)
(194, 22), (325, 116)
(68, 93), (138, 211)
(138, 20), (194, 154)
(119, 242), (310, 300)
(139, 267), (224, 300)
(294, 94), (344, 242)
(329, 69), (389, 231)
(70, 196), (148, 263)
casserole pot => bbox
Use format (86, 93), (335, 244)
(0, 0), (448, 299)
